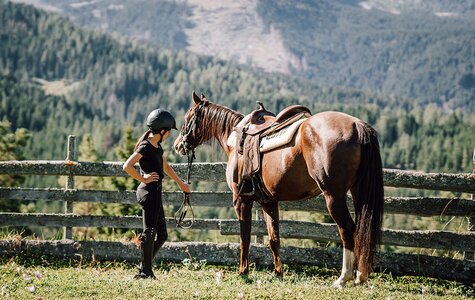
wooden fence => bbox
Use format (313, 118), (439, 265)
(0, 136), (474, 283)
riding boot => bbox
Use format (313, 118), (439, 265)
(134, 228), (156, 279)
(151, 239), (166, 260)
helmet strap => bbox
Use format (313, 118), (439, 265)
(149, 127), (170, 143)
(157, 128), (170, 143)
(158, 132), (164, 143)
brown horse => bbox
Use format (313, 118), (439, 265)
(174, 92), (384, 287)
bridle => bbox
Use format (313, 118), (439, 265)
(180, 102), (205, 153)
(174, 103), (205, 228)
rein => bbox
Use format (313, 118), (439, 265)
(174, 149), (195, 228)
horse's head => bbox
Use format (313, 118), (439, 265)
(174, 91), (209, 155)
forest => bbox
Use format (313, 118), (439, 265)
(0, 1), (474, 243)
(17, 0), (475, 113)
(1, 2), (473, 172)
(257, 0), (475, 112)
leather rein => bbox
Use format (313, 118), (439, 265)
(174, 104), (205, 228)
(174, 148), (195, 228)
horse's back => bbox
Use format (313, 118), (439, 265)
(307, 111), (363, 142)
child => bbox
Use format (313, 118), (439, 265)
(123, 108), (191, 279)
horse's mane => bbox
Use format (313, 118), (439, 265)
(199, 102), (243, 144)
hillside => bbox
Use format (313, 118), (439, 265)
(9, 0), (475, 113)
(0, 1), (474, 189)
(0, 1), (398, 157)
(257, 0), (475, 112)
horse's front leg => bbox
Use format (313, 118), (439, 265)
(261, 201), (282, 277)
(233, 195), (254, 276)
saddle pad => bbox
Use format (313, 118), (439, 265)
(259, 118), (306, 152)
(227, 130), (238, 148)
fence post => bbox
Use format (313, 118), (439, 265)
(466, 148), (475, 260)
(255, 208), (264, 244)
(63, 135), (76, 240)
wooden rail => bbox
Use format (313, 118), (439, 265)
(0, 240), (473, 283)
(0, 160), (474, 192)
(1, 214), (473, 252)
(1, 188), (474, 216)
(0, 161), (474, 251)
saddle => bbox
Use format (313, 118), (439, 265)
(246, 102), (311, 135)
(233, 102), (311, 200)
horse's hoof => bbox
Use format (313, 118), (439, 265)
(332, 280), (354, 289)
(274, 271), (283, 279)
(332, 275), (354, 289)
(354, 271), (367, 285)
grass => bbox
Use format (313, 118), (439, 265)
(0, 256), (472, 300)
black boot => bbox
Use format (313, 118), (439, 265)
(151, 239), (166, 260)
(134, 228), (156, 279)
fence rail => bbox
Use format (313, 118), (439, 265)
(1, 213), (473, 252)
(0, 160), (474, 193)
(1, 136), (474, 283)
(1, 240), (473, 283)
(1, 188), (474, 216)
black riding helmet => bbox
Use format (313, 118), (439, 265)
(146, 109), (177, 133)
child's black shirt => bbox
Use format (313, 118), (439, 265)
(136, 140), (164, 179)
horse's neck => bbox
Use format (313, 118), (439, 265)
(210, 127), (231, 156)
(206, 105), (242, 157)
(218, 120), (242, 157)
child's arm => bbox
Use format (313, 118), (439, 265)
(163, 158), (191, 193)
(123, 152), (160, 184)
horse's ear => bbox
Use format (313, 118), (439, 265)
(192, 91), (201, 105)
(200, 93), (209, 106)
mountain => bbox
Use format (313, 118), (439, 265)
(351, 0), (475, 15)
(0, 0), (399, 159)
(257, 0), (475, 111)
(1, 0), (474, 184)
(9, 0), (475, 113)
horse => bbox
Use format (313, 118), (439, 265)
(174, 91), (384, 287)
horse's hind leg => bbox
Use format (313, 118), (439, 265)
(261, 201), (282, 277)
(324, 191), (356, 288)
(349, 187), (368, 285)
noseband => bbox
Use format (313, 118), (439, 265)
(181, 103), (205, 154)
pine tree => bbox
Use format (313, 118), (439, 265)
(105, 125), (141, 230)
(0, 120), (30, 211)
(108, 125), (139, 191)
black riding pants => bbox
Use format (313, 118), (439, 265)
(136, 182), (168, 243)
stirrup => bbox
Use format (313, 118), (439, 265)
(238, 178), (255, 196)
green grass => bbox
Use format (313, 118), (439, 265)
(0, 257), (472, 299)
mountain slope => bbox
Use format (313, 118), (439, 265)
(1, 1), (474, 179)
(1, 0), (406, 158)
(9, 0), (475, 112)
(258, 0), (475, 111)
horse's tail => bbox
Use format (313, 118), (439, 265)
(353, 122), (384, 276)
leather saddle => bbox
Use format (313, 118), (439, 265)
(246, 102), (311, 136)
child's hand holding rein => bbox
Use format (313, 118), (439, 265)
(179, 181), (191, 194)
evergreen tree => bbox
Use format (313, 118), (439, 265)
(0, 120), (30, 211)
(106, 125), (142, 219)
